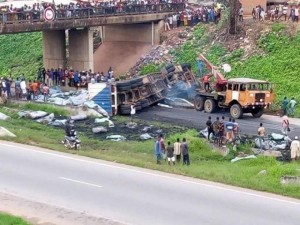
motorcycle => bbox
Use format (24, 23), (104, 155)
(62, 129), (81, 150)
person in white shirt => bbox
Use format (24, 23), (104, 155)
(130, 103), (136, 122)
(281, 4), (288, 21)
(295, 6), (299, 22)
(290, 136), (300, 160)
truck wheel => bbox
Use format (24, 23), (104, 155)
(204, 99), (216, 113)
(194, 96), (204, 111)
(251, 108), (264, 118)
(230, 104), (243, 119)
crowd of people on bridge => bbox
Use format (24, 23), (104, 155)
(164, 3), (222, 30)
(0, 0), (186, 23)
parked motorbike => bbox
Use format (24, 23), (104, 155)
(62, 129), (81, 150)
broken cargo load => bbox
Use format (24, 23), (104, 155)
(88, 63), (196, 116)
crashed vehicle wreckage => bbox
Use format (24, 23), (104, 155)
(105, 63), (196, 115)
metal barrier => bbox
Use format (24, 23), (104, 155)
(0, 3), (185, 24)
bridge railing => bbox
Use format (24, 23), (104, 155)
(0, 3), (185, 24)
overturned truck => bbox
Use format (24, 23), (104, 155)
(88, 63), (195, 116)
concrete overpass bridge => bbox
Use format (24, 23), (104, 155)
(0, 3), (185, 72)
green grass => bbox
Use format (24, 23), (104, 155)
(0, 106), (300, 199)
(0, 213), (31, 225)
(0, 32), (43, 80)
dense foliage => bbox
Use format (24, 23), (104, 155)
(0, 32), (43, 80)
(228, 24), (300, 108)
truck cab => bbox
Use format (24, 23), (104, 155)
(225, 78), (275, 118)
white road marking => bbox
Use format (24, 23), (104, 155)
(60, 177), (102, 188)
(1, 142), (300, 206)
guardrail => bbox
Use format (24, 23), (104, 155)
(0, 3), (185, 24)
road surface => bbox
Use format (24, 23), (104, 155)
(0, 142), (300, 225)
(137, 106), (300, 137)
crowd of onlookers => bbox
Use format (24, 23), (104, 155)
(0, 0), (186, 22)
(237, 3), (300, 23)
(0, 67), (116, 101)
(163, 4), (223, 31)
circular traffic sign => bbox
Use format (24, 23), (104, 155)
(44, 7), (55, 22)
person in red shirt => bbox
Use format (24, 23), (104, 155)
(203, 74), (213, 92)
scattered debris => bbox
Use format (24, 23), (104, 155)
(70, 114), (88, 121)
(106, 135), (126, 141)
(35, 113), (55, 124)
(263, 150), (282, 157)
(258, 170), (267, 176)
(164, 98), (194, 108)
(140, 133), (153, 140)
(49, 119), (67, 127)
(92, 126), (108, 134)
(0, 112), (10, 120)
(158, 103), (173, 109)
(126, 122), (138, 129)
(95, 118), (109, 123)
(231, 155), (257, 163)
(0, 127), (16, 137)
(142, 126), (152, 132)
(280, 176), (300, 185)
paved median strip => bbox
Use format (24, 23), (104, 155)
(60, 177), (102, 189)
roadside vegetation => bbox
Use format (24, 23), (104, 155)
(0, 32), (43, 80)
(0, 104), (300, 199)
(0, 213), (31, 225)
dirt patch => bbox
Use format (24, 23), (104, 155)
(74, 116), (186, 141)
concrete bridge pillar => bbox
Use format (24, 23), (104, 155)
(43, 30), (66, 69)
(68, 28), (93, 72)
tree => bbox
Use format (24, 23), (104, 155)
(224, 0), (242, 35)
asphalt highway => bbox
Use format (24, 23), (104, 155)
(137, 106), (300, 137)
(0, 142), (300, 225)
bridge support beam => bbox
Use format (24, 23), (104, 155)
(43, 30), (66, 69)
(68, 28), (93, 71)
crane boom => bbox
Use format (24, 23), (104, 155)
(199, 54), (228, 86)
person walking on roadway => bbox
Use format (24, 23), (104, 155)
(282, 115), (290, 135)
(257, 123), (266, 152)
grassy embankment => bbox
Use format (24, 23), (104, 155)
(0, 103), (300, 198)
(0, 32), (43, 80)
(0, 213), (31, 225)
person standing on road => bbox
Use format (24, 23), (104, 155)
(218, 116), (225, 146)
(257, 123), (266, 152)
(232, 119), (240, 140)
(282, 115), (290, 135)
(206, 116), (213, 141)
(212, 117), (221, 144)
(130, 103), (136, 123)
(282, 96), (289, 116)
(166, 141), (175, 165)
(173, 138), (181, 162)
(181, 138), (190, 165)
(290, 136), (300, 161)
(238, 6), (244, 22)
(155, 136), (162, 165)
(225, 118), (234, 143)
(289, 97), (297, 117)
(42, 83), (50, 102)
